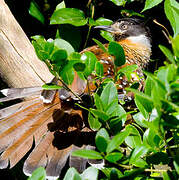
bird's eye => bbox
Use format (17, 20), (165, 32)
(120, 24), (128, 30)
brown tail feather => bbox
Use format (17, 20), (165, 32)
(0, 94), (61, 168)
(23, 131), (73, 177)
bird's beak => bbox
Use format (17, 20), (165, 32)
(94, 25), (116, 33)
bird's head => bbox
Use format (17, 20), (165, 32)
(95, 18), (152, 50)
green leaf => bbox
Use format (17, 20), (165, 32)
(95, 128), (110, 152)
(164, 0), (179, 37)
(100, 82), (118, 107)
(54, 38), (74, 56)
(88, 112), (102, 131)
(142, 0), (163, 12)
(125, 125), (142, 149)
(50, 8), (88, 26)
(135, 95), (153, 119)
(105, 152), (123, 163)
(101, 168), (123, 179)
(144, 76), (153, 96)
(159, 45), (176, 64)
(143, 128), (161, 148)
(81, 52), (97, 77)
(63, 168), (81, 180)
(95, 61), (104, 77)
(95, 17), (113, 26)
(93, 38), (108, 53)
(105, 99), (118, 115)
(42, 84), (62, 90)
(133, 112), (148, 128)
(29, 0), (45, 24)
(90, 109), (109, 122)
(106, 126), (131, 153)
(45, 39), (54, 55)
(100, 30), (114, 41)
(94, 93), (104, 111)
(171, 34), (179, 57)
(73, 62), (86, 72)
(118, 64), (138, 80)
(108, 41), (126, 66)
(81, 167), (98, 180)
(129, 145), (149, 167)
(28, 167), (46, 180)
(55, 1), (66, 11)
(60, 61), (75, 85)
(31, 35), (46, 49)
(109, 0), (127, 6)
(50, 49), (68, 65)
(72, 149), (103, 159)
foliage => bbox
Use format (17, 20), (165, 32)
(24, 0), (179, 179)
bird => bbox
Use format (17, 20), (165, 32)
(0, 18), (152, 179)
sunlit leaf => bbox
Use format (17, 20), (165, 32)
(28, 167), (46, 180)
(50, 8), (88, 26)
(142, 0), (163, 12)
(72, 149), (103, 159)
(29, 0), (45, 24)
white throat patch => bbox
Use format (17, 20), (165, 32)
(127, 34), (151, 49)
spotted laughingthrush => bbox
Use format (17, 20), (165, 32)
(0, 18), (152, 178)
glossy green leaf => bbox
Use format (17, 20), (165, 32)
(60, 61), (75, 85)
(101, 168), (123, 179)
(95, 128), (110, 152)
(95, 61), (104, 77)
(42, 84), (62, 90)
(88, 112), (102, 131)
(55, 1), (66, 11)
(133, 112), (148, 128)
(28, 167), (46, 180)
(118, 64), (138, 80)
(50, 8), (87, 26)
(31, 35), (46, 49)
(81, 52), (97, 77)
(94, 93), (104, 111)
(129, 145), (150, 167)
(125, 125), (142, 149)
(164, 0), (179, 37)
(143, 128), (161, 148)
(109, 0), (127, 6)
(50, 49), (68, 65)
(105, 99), (118, 115)
(135, 95), (153, 119)
(95, 17), (113, 26)
(72, 149), (103, 159)
(81, 167), (98, 180)
(106, 126), (131, 153)
(142, 0), (163, 12)
(108, 41), (126, 66)
(171, 34), (179, 57)
(90, 109), (109, 122)
(93, 38), (108, 53)
(100, 81), (118, 107)
(105, 152), (123, 163)
(29, 0), (45, 24)
(54, 38), (74, 56)
(100, 30), (114, 41)
(63, 168), (81, 180)
(159, 45), (176, 64)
